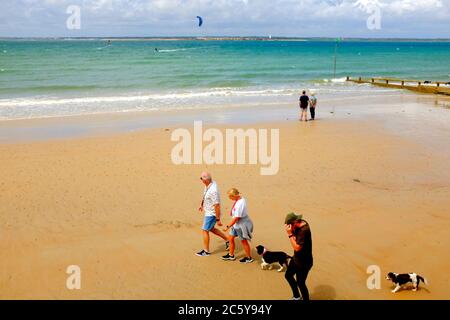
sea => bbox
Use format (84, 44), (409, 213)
(0, 39), (449, 120)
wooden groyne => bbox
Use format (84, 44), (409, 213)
(346, 77), (450, 96)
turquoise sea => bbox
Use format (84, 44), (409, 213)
(0, 39), (449, 120)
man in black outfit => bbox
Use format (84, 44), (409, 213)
(299, 91), (310, 122)
(284, 212), (313, 300)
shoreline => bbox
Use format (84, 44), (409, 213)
(0, 82), (400, 122)
(0, 91), (449, 150)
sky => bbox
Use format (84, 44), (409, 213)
(0, 0), (449, 38)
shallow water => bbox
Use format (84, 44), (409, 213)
(1, 39), (449, 120)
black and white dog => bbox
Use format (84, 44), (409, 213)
(256, 245), (291, 272)
(386, 272), (428, 293)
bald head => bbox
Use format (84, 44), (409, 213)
(200, 171), (212, 183)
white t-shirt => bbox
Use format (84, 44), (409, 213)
(203, 181), (220, 217)
(231, 198), (248, 224)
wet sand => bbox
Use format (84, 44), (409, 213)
(1, 90), (448, 143)
(0, 95), (449, 299)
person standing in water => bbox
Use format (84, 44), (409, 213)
(299, 91), (310, 122)
(309, 92), (317, 120)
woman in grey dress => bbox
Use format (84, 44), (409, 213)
(221, 188), (254, 263)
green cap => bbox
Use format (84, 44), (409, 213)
(285, 212), (303, 225)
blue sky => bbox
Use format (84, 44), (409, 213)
(0, 0), (449, 38)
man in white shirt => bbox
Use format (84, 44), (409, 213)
(196, 171), (229, 257)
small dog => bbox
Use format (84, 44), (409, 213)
(386, 272), (428, 293)
(256, 245), (291, 272)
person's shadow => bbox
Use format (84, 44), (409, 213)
(311, 285), (337, 300)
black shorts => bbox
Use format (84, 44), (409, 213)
(300, 105), (308, 110)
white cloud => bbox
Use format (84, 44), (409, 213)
(0, 0), (449, 37)
(387, 0), (443, 14)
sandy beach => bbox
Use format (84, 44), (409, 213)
(1, 93), (449, 300)
(2, 0), (450, 309)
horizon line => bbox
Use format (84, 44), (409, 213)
(1, 36), (450, 41)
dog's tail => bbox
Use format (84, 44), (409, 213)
(417, 275), (428, 286)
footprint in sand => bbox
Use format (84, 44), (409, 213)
(133, 220), (195, 231)
(353, 178), (446, 192)
(352, 178), (392, 191)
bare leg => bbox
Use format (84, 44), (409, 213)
(241, 239), (251, 257)
(202, 230), (210, 252)
(229, 235), (236, 256)
(211, 227), (228, 241)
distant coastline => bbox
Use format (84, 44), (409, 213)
(1, 36), (450, 42)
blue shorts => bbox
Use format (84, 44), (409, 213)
(202, 216), (216, 231)
(229, 227), (239, 238)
